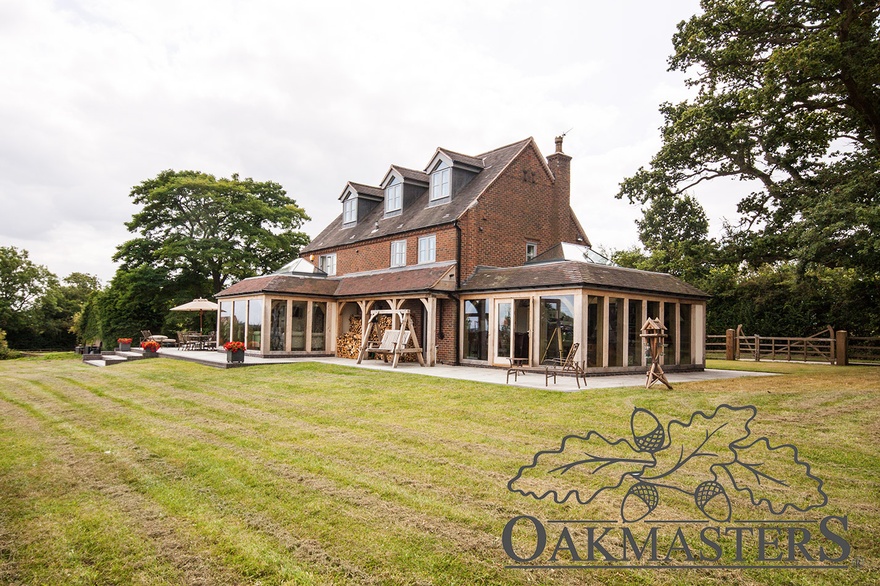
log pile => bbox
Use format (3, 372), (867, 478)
(335, 314), (419, 362)
(336, 314), (392, 359)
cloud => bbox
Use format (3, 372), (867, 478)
(0, 0), (708, 281)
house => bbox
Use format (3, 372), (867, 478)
(215, 136), (709, 373)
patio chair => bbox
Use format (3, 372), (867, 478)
(176, 331), (194, 351)
(142, 329), (174, 347)
(545, 342), (587, 388)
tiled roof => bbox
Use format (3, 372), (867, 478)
(302, 138), (534, 253)
(334, 262), (455, 297)
(436, 148), (486, 170)
(344, 182), (383, 199)
(216, 275), (338, 298)
(215, 262), (456, 299)
(392, 165), (429, 184)
(459, 261), (710, 299)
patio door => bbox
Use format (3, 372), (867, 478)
(493, 299), (531, 366)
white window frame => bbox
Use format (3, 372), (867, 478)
(385, 182), (402, 215)
(319, 253), (336, 276)
(526, 242), (538, 261)
(390, 240), (407, 267)
(418, 235), (436, 264)
(343, 198), (356, 225)
(431, 167), (450, 201)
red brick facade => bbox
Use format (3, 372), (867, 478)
(458, 143), (582, 281)
(307, 225), (457, 277)
(297, 137), (586, 365)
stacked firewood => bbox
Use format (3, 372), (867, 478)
(336, 315), (392, 358)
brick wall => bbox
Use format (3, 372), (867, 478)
(459, 142), (583, 280)
(304, 225), (457, 276)
(436, 298), (458, 364)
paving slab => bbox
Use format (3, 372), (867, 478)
(136, 348), (774, 390)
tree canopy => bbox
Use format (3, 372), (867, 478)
(619, 0), (880, 273)
(114, 170), (311, 293)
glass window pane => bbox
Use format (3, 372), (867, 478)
(232, 300), (247, 343)
(464, 299), (489, 360)
(218, 301), (231, 345)
(311, 302), (326, 351)
(292, 301), (307, 351)
(497, 302), (511, 360)
(540, 295), (574, 364)
(608, 297), (625, 367)
(628, 299), (643, 366)
(247, 299), (262, 350)
(664, 302), (677, 364)
(680, 304), (692, 365)
(270, 300), (287, 351)
(587, 296), (605, 367)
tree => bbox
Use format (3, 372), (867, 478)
(619, 0), (880, 273)
(0, 247), (59, 347)
(612, 194), (717, 285)
(114, 170), (311, 293)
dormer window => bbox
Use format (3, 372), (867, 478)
(343, 197), (356, 225)
(385, 182), (402, 216)
(431, 166), (450, 201)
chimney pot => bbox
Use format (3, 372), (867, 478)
(555, 135), (564, 153)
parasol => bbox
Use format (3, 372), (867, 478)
(170, 298), (220, 333)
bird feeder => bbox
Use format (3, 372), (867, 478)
(640, 317), (672, 389)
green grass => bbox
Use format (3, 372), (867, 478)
(0, 355), (877, 585)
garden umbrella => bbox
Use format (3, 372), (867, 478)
(170, 298), (220, 333)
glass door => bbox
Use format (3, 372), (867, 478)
(494, 299), (531, 366)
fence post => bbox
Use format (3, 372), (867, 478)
(754, 335), (761, 361)
(725, 329), (736, 361)
(836, 330), (848, 366)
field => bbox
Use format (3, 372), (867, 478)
(0, 354), (878, 585)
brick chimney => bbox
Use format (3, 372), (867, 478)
(546, 135), (572, 243)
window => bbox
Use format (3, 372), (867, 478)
(418, 235), (436, 264)
(526, 242), (538, 261)
(318, 253), (336, 276)
(391, 240), (407, 267)
(343, 198), (356, 225)
(385, 182), (402, 215)
(464, 299), (489, 360)
(431, 167), (450, 201)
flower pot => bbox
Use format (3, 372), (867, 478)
(143, 350), (158, 358)
(227, 349), (245, 363)
(119, 343), (131, 352)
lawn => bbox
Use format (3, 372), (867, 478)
(0, 354), (877, 585)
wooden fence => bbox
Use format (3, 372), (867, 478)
(706, 326), (880, 365)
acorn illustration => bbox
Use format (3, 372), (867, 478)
(694, 480), (731, 522)
(630, 408), (665, 453)
(620, 482), (659, 522)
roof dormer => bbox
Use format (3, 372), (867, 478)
(338, 182), (383, 227)
(424, 148), (484, 206)
(379, 165), (429, 218)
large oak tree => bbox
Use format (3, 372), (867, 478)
(114, 170), (310, 293)
(619, 0), (880, 272)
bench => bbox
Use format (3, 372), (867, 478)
(362, 330), (410, 362)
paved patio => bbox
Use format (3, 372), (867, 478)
(149, 347), (774, 391)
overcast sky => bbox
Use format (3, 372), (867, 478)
(1, 0), (737, 285)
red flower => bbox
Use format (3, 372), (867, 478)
(141, 340), (161, 352)
(224, 341), (246, 352)
(117, 338), (132, 344)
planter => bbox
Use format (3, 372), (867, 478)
(143, 351), (159, 358)
(227, 349), (245, 363)
(119, 343), (131, 352)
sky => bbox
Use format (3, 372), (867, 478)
(0, 0), (737, 285)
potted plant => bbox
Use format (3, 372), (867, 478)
(141, 339), (161, 357)
(118, 337), (132, 352)
(224, 340), (246, 363)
